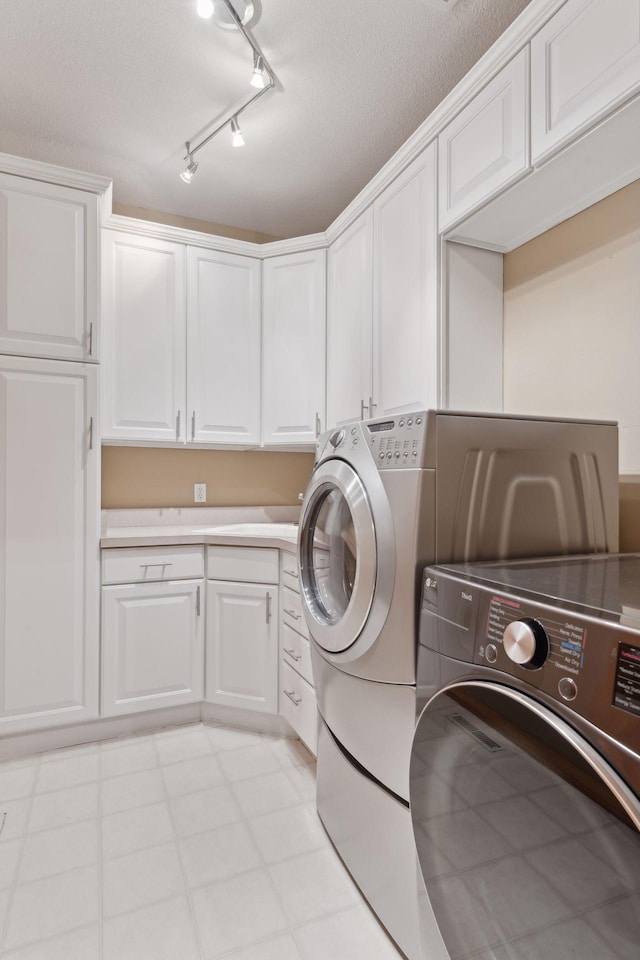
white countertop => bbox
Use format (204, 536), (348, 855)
(100, 508), (301, 552)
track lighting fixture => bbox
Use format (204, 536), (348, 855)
(230, 117), (245, 147)
(250, 53), (266, 89)
(181, 0), (276, 181)
(180, 152), (199, 183)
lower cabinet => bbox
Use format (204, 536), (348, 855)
(206, 580), (278, 714)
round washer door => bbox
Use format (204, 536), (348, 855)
(410, 680), (640, 960)
(298, 459), (377, 654)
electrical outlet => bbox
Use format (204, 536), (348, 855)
(194, 483), (207, 503)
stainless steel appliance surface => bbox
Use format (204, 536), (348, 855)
(412, 553), (640, 959)
(298, 410), (619, 960)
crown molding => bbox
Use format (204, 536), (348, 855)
(324, 0), (567, 244)
(0, 151), (112, 196)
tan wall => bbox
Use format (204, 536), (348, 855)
(503, 180), (640, 476)
(102, 447), (315, 509)
(111, 203), (279, 245)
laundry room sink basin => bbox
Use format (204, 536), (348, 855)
(195, 522), (299, 539)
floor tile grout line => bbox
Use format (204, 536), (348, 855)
(151, 728), (209, 960)
(0, 752), (42, 956)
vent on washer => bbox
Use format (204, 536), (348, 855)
(446, 712), (505, 753)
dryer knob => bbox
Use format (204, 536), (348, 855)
(503, 618), (549, 669)
(329, 429), (346, 448)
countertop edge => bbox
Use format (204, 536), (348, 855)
(100, 533), (299, 552)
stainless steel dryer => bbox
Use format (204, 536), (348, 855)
(298, 410), (619, 959)
(412, 553), (640, 960)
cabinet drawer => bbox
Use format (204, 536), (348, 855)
(280, 550), (301, 593)
(281, 622), (314, 687)
(206, 545), (279, 584)
(281, 585), (309, 639)
(280, 660), (317, 756)
(102, 546), (204, 585)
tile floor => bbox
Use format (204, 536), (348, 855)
(0, 722), (404, 960)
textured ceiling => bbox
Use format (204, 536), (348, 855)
(0, 0), (532, 238)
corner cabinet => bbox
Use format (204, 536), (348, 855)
(261, 250), (326, 445)
(0, 173), (98, 362)
(372, 143), (438, 417)
(0, 356), (99, 734)
(531, 0), (640, 164)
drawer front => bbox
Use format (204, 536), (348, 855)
(206, 545), (279, 584)
(280, 659), (317, 756)
(281, 585), (309, 638)
(280, 550), (301, 593)
(281, 622), (314, 687)
(102, 546), (204, 585)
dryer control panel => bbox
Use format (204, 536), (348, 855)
(420, 564), (640, 748)
(365, 414), (428, 469)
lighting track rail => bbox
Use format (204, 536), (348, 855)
(181, 0), (277, 182)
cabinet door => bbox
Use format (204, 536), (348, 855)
(101, 580), (204, 716)
(372, 144), (438, 417)
(326, 210), (374, 428)
(262, 250), (326, 445)
(0, 173), (98, 361)
(187, 248), (261, 445)
(101, 231), (186, 442)
(0, 357), (99, 733)
(531, 0), (640, 163)
(438, 50), (530, 230)
(206, 580), (278, 714)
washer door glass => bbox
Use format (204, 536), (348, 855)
(410, 681), (640, 960)
(299, 459), (377, 654)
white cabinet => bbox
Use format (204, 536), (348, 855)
(0, 356), (99, 734)
(101, 231), (186, 443)
(372, 143), (438, 417)
(206, 580), (278, 714)
(0, 173), (98, 362)
(102, 232), (263, 446)
(262, 250), (326, 445)
(438, 50), (530, 230)
(187, 248), (261, 445)
(278, 551), (316, 755)
(327, 210), (374, 428)
(102, 579), (204, 716)
(531, 0), (640, 164)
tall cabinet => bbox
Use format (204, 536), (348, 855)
(0, 162), (102, 735)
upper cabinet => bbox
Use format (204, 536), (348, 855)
(101, 231), (187, 443)
(101, 232), (262, 446)
(438, 50), (530, 231)
(262, 249), (326, 445)
(327, 209), (374, 428)
(531, 0), (640, 164)
(187, 248), (261, 445)
(0, 173), (98, 362)
(372, 143), (438, 417)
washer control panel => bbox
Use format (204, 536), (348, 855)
(420, 566), (640, 744)
(366, 414), (427, 469)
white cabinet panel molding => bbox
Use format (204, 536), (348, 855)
(327, 209), (374, 428)
(262, 250), (326, 445)
(439, 49), (530, 231)
(102, 580), (204, 716)
(0, 357), (99, 733)
(101, 231), (186, 443)
(187, 248), (261, 445)
(0, 174), (98, 361)
(206, 580), (278, 713)
(531, 0), (640, 163)
(372, 144), (438, 417)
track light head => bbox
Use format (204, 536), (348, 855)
(231, 117), (245, 147)
(180, 155), (199, 183)
(250, 53), (266, 89)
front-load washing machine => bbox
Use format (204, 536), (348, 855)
(412, 553), (640, 959)
(298, 410), (619, 959)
